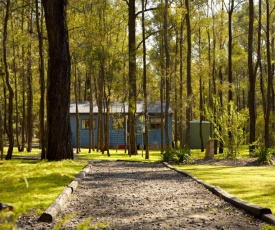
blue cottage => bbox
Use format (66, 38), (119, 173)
(69, 101), (173, 149)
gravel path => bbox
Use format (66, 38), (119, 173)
(19, 160), (265, 229)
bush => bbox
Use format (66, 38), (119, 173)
(175, 148), (192, 164)
(205, 97), (248, 159)
(161, 148), (192, 164)
(161, 150), (177, 162)
(255, 147), (274, 165)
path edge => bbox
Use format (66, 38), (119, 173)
(38, 164), (92, 223)
(163, 162), (275, 225)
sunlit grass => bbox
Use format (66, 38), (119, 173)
(174, 164), (275, 214)
(190, 145), (252, 159)
(2, 147), (41, 158)
(0, 159), (87, 216)
(76, 148), (162, 162)
(1, 145), (275, 229)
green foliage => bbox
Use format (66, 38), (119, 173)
(76, 217), (92, 230)
(161, 150), (177, 162)
(255, 147), (275, 165)
(205, 97), (248, 159)
(54, 213), (76, 230)
(175, 148), (192, 164)
(261, 224), (275, 230)
(55, 215), (109, 229)
(0, 210), (18, 230)
(161, 148), (192, 164)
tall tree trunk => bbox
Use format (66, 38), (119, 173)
(3, 0), (14, 160)
(174, 32), (179, 149)
(27, 12), (34, 152)
(42, 0), (73, 160)
(35, 0), (46, 159)
(26, 44), (33, 152)
(88, 70), (95, 153)
(185, 0), (192, 149)
(218, 66), (224, 153)
(21, 47), (26, 152)
(104, 87), (110, 157)
(13, 33), (20, 152)
(0, 109), (3, 160)
(265, 0), (272, 148)
(160, 38), (165, 153)
(248, 0), (256, 154)
(164, 0), (170, 150)
(128, 0), (137, 156)
(179, 15), (184, 149)
(74, 64), (81, 153)
(210, 0), (219, 153)
(228, 0), (234, 102)
(198, 27), (204, 152)
(103, 59), (111, 156)
(258, 0), (266, 148)
(97, 63), (104, 152)
(142, 0), (149, 159)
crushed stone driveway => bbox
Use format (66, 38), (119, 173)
(20, 160), (265, 229)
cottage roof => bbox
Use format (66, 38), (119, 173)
(70, 101), (173, 114)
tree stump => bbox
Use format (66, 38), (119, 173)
(205, 140), (215, 159)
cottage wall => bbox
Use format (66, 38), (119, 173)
(70, 101), (173, 149)
(70, 114), (98, 147)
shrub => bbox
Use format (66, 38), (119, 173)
(205, 96), (248, 159)
(255, 147), (274, 165)
(161, 150), (177, 162)
(161, 148), (192, 164)
(175, 148), (192, 164)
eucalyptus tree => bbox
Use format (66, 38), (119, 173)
(26, 5), (34, 153)
(0, 109), (3, 160)
(2, 0), (14, 160)
(164, 0), (171, 150)
(185, 0), (192, 148)
(178, 0), (184, 149)
(127, 0), (138, 155)
(12, 5), (23, 152)
(42, 0), (74, 160)
(35, 0), (46, 159)
(141, 0), (149, 158)
(226, 0), (234, 103)
(263, 0), (273, 148)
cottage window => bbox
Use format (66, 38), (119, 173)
(150, 117), (163, 129)
(81, 119), (96, 130)
(112, 118), (124, 130)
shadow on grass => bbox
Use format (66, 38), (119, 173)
(26, 173), (73, 189)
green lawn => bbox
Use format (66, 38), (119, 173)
(76, 148), (162, 162)
(174, 164), (275, 212)
(1, 147), (275, 229)
(174, 148), (275, 214)
(0, 156), (87, 216)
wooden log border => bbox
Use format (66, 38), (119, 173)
(163, 162), (275, 225)
(38, 164), (92, 223)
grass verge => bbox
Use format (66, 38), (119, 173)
(76, 148), (162, 162)
(173, 164), (275, 215)
(1, 147), (275, 229)
(0, 157), (87, 217)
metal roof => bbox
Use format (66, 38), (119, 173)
(70, 101), (173, 114)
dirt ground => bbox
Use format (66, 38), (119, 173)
(17, 160), (266, 229)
